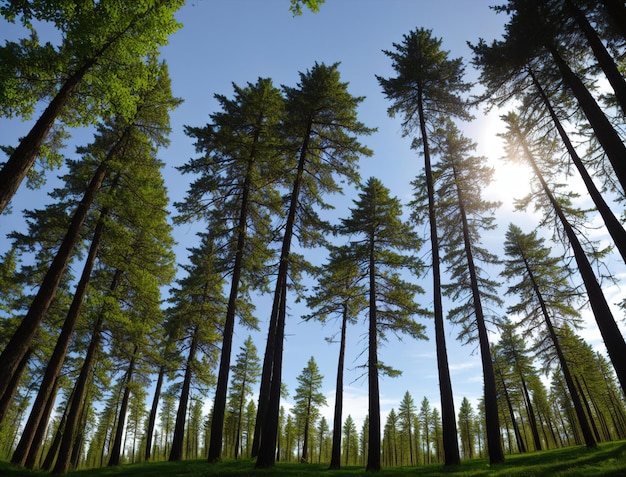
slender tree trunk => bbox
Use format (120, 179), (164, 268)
(234, 374), (247, 459)
(256, 280), (287, 468)
(108, 346), (138, 466)
(24, 375), (59, 469)
(301, 402), (311, 463)
(601, 0), (626, 39)
(12, 213), (106, 466)
(170, 327), (199, 461)
(516, 122), (626, 399)
(565, 0), (626, 116)
(416, 92), (460, 466)
(255, 123), (311, 469)
(207, 160), (253, 463)
(520, 376), (542, 451)
(0, 7), (150, 215)
(0, 164), (110, 414)
(145, 364), (166, 461)
(518, 250), (597, 448)
(543, 40), (626, 193)
(456, 194), (504, 463)
(530, 69), (626, 264)
(0, 64), (90, 215)
(0, 349), (31, 425)
(40, 385), (73, 471)
(329, 304), (348, 469)
(366, 239), (382, 472)
(53, 269), (122, 474)
(575, 376), (602, 442)
(498, 367), (525, 453)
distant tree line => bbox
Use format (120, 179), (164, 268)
(1, 0), (626, 473)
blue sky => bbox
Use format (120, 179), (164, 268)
(2, 0), (624, 432)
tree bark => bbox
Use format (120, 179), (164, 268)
(255, 122), (311, 469)
(53, 269), (122, 474)
(519, 125), (626, 399)
(416, 90), (461, 467)
(169, 326), (199, 461)
(145, 364), (165, 461)
(329, 305), (347, 469)
(108, 346), (138, 466)
(207, 153), (254, 463)
(517, 241), (597, 448)
(565, 0), (626, 117)
(530, 69), (626, 265)
(544, 40), (626, 194)
(11, 212), (106, 466)
(365, 236), (381, 472)
(0, 150), (119, 414)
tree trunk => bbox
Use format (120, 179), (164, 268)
(108, 347), (138, 466)
(519, 251), (597, 448)
(233, 374), (247, 459)
(544, 40), (626, 194)
(565, 0), (626, 116)
(170, 326), (199, 461)
(145, 364), (166, 461)
(11, 213), (106, 466)
(498, 367), (525, 453)
(515, 119), (626, 400)
(255, 122), (311, 469)
(456, 194), (504, 464)
(366, 239), (382, 472)
(520, 376), (542, 451)
(301, 401), (311, 463)
(207, 159), (253, 463)
(24, 375), (59, 469)
(0, 349), (31, 425)
(530, 69), (626, 265)
(601, 0), (626, 40)
(53, 269), (122, 474)
(0, 155), (116, 414)
(256, 280), (287, 468)
(0, 7), (151, 215)
(416, 91), (461, 467)
(329, 305), (348, 469)
(0, 63), (91, 215)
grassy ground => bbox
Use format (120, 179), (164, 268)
(1, 441), (625, 476)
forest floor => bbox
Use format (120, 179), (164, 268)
(1, 440), (625, 476)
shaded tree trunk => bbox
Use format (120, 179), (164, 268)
(12, 213), (106, 466)
(515, 118), (626, 401)
(543, 40), (626, 193)
(170, 326), (199, 461)
(517, 250), (597, 448)
(207, 159), (253, 463)
(530, 69), (626, 264)
(416, 91), (461, 467)
(366, 238), (381, 472)
(565, 0), (626, 116)
(53, 269), (122, 474)
(520, 376), (542, 451)
(108, 346), (138, 466)
(498, 367), (526, 453)
(145, 364), (166, 461)
(255, 123), (311, 469)
(329, 304), (348, 470)
(0, 63), (91, 215)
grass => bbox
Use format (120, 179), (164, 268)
(1, 441), (625, 476)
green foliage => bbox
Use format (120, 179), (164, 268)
(289, 0), (325, 16)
